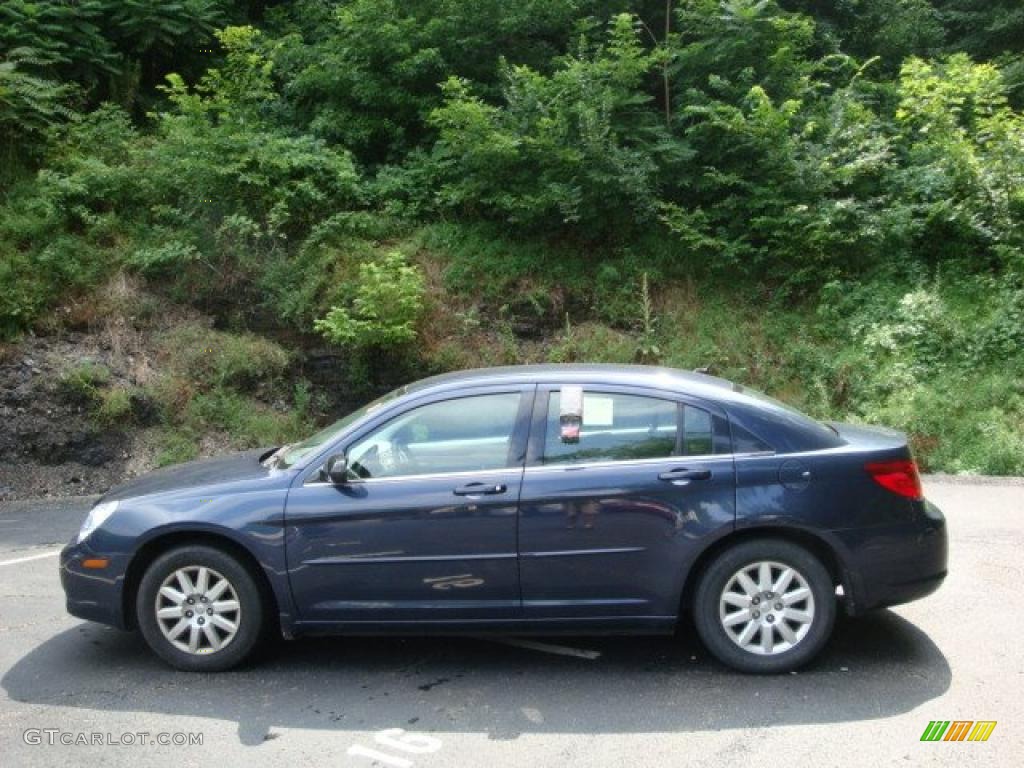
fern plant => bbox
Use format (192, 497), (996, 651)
(0, 47), (73, 164)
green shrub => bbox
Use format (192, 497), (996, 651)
(858, 373), (1024, 474)
(547, 320), (635, 364)
(182, 389), (310, 448)
(266, 0), (588, 165)
(57, 361), (111, 406)
(155, 428), (200, 467)
(814, 275), (1024, 473)
(158, 324), (290, 391)
(0, 47), (74, 168)
(95, 386), (132, 425)
(0, 106), (141, 338)
(258, 212), (406, 328)
(315, 251), (425, 349)
(152, 385), (314, 468)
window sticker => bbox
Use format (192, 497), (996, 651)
(559, 386), (583, 443)
(584, 394), (614, 426)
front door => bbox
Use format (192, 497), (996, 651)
(285, 387), (533, 623)
(518, 385), (736, 620)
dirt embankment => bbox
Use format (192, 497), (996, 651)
(0, 331), (134, 500)
(0, 276), (361, 503)
(0, 278), (210, 501)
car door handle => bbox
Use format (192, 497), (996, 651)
(658, 468), (712, 484)
(453, 482), (507, 496)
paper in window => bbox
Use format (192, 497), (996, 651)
(559, 386), (583, 443)
(584, 394), (614, 426)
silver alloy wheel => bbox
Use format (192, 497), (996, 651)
(719, 560), (815, 656)
(154, 565), (241, 655)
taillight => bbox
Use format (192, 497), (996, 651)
(865, 460), (923, 500)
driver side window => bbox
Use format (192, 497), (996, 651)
(346, 392), (522, 479)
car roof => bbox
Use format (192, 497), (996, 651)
(403, 364), (743, 403)
(397, 364), (845, 454)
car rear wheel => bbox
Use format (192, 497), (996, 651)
(693, 539), (836, 673)
(136, 544), (265, 672)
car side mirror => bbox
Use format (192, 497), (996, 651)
(324, 455), (349, 484)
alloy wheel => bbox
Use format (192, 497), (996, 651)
(154, 565), (241, 655)
(718, 560), (815, 656)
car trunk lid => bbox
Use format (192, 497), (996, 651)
(827, 421), (910, 453)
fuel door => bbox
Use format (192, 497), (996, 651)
(779, 459), (812, 491)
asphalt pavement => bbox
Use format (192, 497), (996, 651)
(0, 478), (1021, 767)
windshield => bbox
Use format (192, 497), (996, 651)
(274, 386), (407, 468)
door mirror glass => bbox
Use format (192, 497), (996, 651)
(324, 454), (349, 484)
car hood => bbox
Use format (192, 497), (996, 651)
(100, 448), (279, 502)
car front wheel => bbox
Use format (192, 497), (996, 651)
(693, 539), (836, 673)
(136, 544), (265, 672)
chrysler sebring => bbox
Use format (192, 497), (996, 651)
(61, 365), (947, 673)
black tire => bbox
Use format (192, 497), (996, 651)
(693, 539), (836, 674)
(136, 544), (265, 672)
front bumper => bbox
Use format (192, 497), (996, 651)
(834, 499), (948, 614)
(60, 540), (130, 630)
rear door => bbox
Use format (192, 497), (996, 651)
(517, 384), (736, 620)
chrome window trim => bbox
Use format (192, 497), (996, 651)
(523, 450), (775, 474)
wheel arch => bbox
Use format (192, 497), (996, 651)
(122, 530), (281, 634)
(678, 525), (856, 620)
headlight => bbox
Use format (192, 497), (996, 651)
(78, 500), (119, 543)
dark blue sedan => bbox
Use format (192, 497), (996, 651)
(61, 365), (947, 673)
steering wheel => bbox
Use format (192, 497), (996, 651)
(391, 438), (413, 468)
(377, 438), (414, 474)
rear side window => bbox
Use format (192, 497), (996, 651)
(730, 422), (773, 454)
(682, 405), (731, 456)
(542, 391), (678, 464)
(731, 385), (842, 452)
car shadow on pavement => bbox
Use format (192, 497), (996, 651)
(3, 610), (949, 746)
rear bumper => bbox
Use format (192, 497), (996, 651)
(60, 540), (129, 630)
(834, 500), (948, 614)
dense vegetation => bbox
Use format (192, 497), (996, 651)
(1, 1), (1022, 473)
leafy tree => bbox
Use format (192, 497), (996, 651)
(0, 0), (235, 112)
(421, 13), (668, 235)
(893, 54), (1024, 270)
(660, 1), (896, 280)
(934, 0), (1024, 104)
(0, 47), (73, 166)
(935, 0), (1024, 60)
(780, 0), (944, 72)
(0, 0), (121, 95)
(673, 0), (817, 105)
(270, 0), (603, 165)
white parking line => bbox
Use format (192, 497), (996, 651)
(488, 637), (602, 660)
(0, 549), (62, 567)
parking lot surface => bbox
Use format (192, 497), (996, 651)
(0, 478), (1020, 767)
